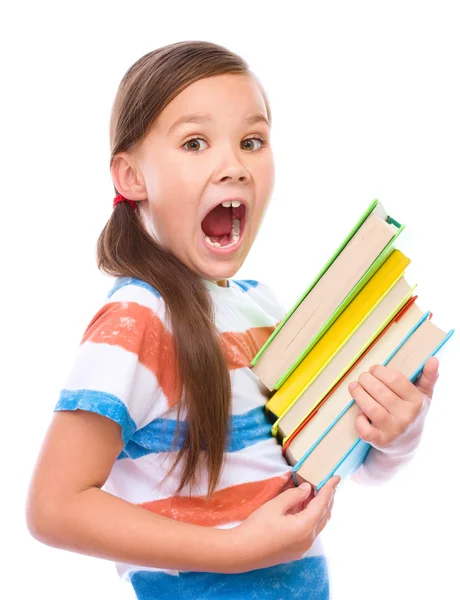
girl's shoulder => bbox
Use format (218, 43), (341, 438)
(107, 275), (164, 305)
(55, 276), (172, 445)
(104, 275), (167, 322)
(79, 275), (169, 353)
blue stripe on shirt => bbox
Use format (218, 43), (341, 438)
(54, 394), (273, 459)
(233, 279), (259, 292)
(130, 555), (329, 599)
(107, 276), (162, 300)
(54, 389), (137, 447)
(117, 405), (273, 459)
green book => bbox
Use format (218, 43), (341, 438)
(250, 199), (405, 391)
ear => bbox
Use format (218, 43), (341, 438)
(111, 152), (147, 201)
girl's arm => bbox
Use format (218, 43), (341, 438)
(25, 410), (242, 574)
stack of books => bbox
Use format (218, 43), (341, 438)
(250, 199), (454, 494)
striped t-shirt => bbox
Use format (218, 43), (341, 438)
(53, 275), (424, 599)
(53, 275), (331, 599)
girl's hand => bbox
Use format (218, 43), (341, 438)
(349, 356), (439, 450)
(230, 475), (341, 572)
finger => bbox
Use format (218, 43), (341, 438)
(355, 371), (402, 415)
(286, 487), (313, 515)
(289, 493), (314, 515)
(354, 411), (379, 445)
(350, 378), (392, 428)
(368, 363), (418, 400)
(300, 476), (340, 524)
(414, 357), (439, 398)
(277, 484), (313, 515)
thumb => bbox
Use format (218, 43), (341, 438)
(273, 484), (313, 514)
(415, 356), (439, 398)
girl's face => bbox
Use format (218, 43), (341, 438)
(120, 73), (274, 284)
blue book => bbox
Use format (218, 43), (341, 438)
(290, 309), (454, 492)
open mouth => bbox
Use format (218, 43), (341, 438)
(201, 202), (246, 250)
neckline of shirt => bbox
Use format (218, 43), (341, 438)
(201, 278), (236, 292)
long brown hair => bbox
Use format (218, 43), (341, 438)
(97, 41), (272, 501)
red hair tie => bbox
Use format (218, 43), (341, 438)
(113, 194), (137, 211)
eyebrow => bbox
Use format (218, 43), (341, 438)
(168, 112), (270, 134)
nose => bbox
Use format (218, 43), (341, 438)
(220, 172), (248, 182)
(214, 145), (251, 183)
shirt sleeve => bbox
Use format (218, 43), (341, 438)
(351, 393), (431, 486)
(53, 288), (173, 447)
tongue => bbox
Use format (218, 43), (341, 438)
(201, 204), (232, 237)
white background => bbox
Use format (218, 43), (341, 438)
(2, 1), (459, 599)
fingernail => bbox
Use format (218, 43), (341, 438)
(299, 482), (310, 490)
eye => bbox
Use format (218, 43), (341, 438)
(183, 138), (208, 152)
(182, 136), (267, 153)
(241, 137), (266, 151)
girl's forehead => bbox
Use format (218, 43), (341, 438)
(156, 75), (267, 129)
(166, 110), (269, 136)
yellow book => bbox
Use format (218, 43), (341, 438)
(266, 248), (411, 424)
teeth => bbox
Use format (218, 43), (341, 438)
(221, 200), (242, 208)
(204, 217), (241, 248)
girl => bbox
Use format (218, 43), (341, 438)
(25, 40), (440, 599)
